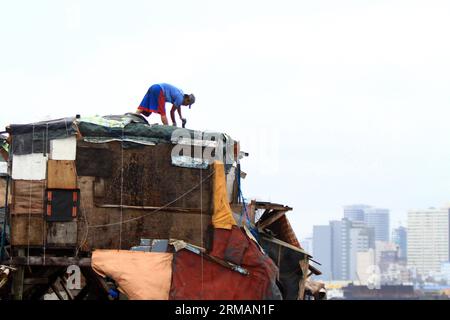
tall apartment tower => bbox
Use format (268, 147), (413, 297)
(312, 225), (332, 280)
(343, 204), (370, 222)
(392, 226), (407, 260)
(407, 208), (450, 275)
(364, 208), (390, 242)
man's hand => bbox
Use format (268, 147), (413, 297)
(172, 122), (177, 127)
(181, 118), (187, 128)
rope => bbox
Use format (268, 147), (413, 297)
(43, 123), (49, 263)
(237, 164), (251, 228)
(26, 125), (36, 264)
(119, 128), (124, 249)
(200, 163), (204, 299)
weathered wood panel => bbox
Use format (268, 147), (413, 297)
(10, 215), (45, 246)
(76, 143), (113, 178)
(47, 221), (77, 247)
(11, 180), (45, 214)
(90, 142), (213, 210)
(77, 208), (211, 250)
(47, 160), (77, 189)
(0, 177), (12, 207)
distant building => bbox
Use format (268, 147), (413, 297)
(392, 226), (407, 260)
(314, 218), (374, 281)
(440, 262), (450, 284)
(349, 221), (375, 281)
(343, 204), (370, 222)
(300, 236), (313, 256)
(364, 208), (390, 242)
(356, 249), (376, 285)
(312, 225), (332, 280)
(407, 208), (450, 275)
(344, 205), (390, 242)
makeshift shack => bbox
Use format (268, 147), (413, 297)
(0, 114), (322, 300)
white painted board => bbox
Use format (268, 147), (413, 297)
(50, 136), (77, 160)
(12, 153), (48, 180)
(0, 161), (7, 175)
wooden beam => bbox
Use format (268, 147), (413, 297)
(23, 278), (48, 285)
(257, 211), (286, 230)
(50, 283), (65, 300)
(27, 267), (67, 300)
(80, 267), (110, 300)
(74, 283), (91, 300)
(95, 203), (204, 213)
(7, 256), (91, 267)
(12, 249), (25, 300)
(59, 277), (74, 300)
(254, 202), (293, 212)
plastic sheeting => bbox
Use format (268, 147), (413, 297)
(211, 161), (237, 230)
(170, 226), (282, 300)
(91, 250), (173, 300)
(9, 117), (77, 155)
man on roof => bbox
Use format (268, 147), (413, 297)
(135, 83), (195, 127)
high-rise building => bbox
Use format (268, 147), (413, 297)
(348, 220), (375, 281)
(330, 218), (374, 280)
(314, 218), (374, 281)
(407, 208), (450, 275)
(392, 226), (407, 260)
(312, 225), (332, 280)
(330, 219), (347, 280)
(356, 249), (376, 285)
(344, 204), (370, 222)
(343, 205), (390, 242)
(300, 236), (313, 256)
(363, 208), (390, 242)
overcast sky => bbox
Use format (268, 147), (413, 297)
(1, 0), (450, 238)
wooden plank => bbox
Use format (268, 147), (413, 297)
(93, 177), (105, 198)
(47, 221), (78, 247)
(10, 215), (45, 246)
(59, 277), (74, 300)
(0, 177), (11, 207)
(47, 160), (77, 189)
(257, 210), (286, 230)
(23, 278), (49, 285)
(96, 204), (206, 213)
(11, 180), (45, 214)
(8, 256), (91, 266)
(78, 176), (95, 209)
(50, 283), (65, 300)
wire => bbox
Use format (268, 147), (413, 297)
(200, 162), (204, 299)
(119, 128), (124, 249)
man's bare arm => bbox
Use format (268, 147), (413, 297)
(170, 105), (177, 125)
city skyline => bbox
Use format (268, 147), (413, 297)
(2, 1), (450, 239)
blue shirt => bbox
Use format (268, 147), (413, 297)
(159, 83), (184, 107)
